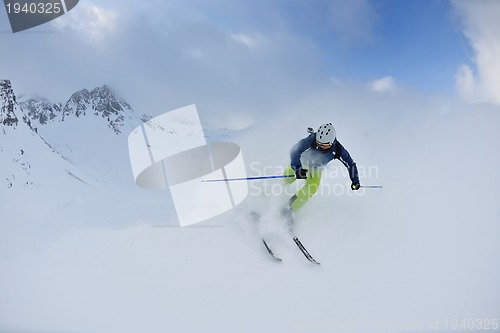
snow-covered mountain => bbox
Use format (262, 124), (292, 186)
(1, 80), (165, 218)
(0, 80), (87, 190)
(60, 85), (137, 135)
(20, 85), (141, 134)
(17, 85), (144, 183)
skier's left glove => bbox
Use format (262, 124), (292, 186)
(351, 182), (361, 191)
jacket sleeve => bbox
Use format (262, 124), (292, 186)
(337, 142), (360, 183)
(290, 134), (314, 170)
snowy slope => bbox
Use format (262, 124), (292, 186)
(0, 80), (89, 191)
(1, 85), (499, 333)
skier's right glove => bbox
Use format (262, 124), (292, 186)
(294, 167), (308, 179)
(351, 182), (361, 190)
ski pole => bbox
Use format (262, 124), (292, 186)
(201, 175), (294, 183)
(360, 185), (383, 189)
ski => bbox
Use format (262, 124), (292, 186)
(291, 234), (321, 265)
(250, 210), (320, 264)
(282, 208), (321, 265)
(262, 238), (282, 262)
(250, 211), (283, 262)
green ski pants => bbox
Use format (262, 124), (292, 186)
(283, 166), (322, 211)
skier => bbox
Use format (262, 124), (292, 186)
(284, 123), (360, 212)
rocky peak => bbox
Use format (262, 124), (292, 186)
(62, 88), (91, 119)
(18, 97), (62, 125)
(61, 85), (135, 134)
(0, 80), (19, 127)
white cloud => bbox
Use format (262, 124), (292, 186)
(370, 76), (399, 94)
(52, 3), (119, 42)
(451, 0), (500, 104)
(455, 64), (476, 102)
(230, 33), (260, 50)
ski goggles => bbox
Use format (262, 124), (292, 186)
(316, 141), (332, 149)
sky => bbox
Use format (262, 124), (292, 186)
(1, 0), (500, 124)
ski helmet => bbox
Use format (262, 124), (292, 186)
(316, 123), (336, 144)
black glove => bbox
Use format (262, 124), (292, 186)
(295, 167), (308, 179)
(351, 182), (361, 190)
